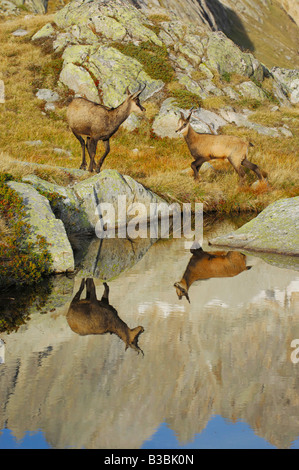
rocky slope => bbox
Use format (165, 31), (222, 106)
(27, 0), (298, 141)
(3, 0), (299, 69)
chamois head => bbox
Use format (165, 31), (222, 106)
(176, 108), (194, 135)
(126, 326), (145, 355)
(174, 282), (190, 303)
(126, 84), (146, 114)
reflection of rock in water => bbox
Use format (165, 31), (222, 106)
(76, 236), (157, 280)
(67, 278), (144, 354)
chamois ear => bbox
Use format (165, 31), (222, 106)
(187, 106), (195, 121)
(131, 83), (146, 99)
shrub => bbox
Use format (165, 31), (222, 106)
(113, 40), (175, 83)
(0, 173), (52, 288)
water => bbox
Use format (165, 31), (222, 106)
(0, 218), (298, 450)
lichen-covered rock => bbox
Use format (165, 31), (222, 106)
(31, 22), (55, 41)
(7, 182), (75, 273)
(54, 0), (162, 45)
(60, 44), (164, 107)
(206, 31), (264, 82)
(59, 61), (100, 103)
(270, 67), (299, 104)
(209, 197), (299, 256)
(21, 175), (91, 237)
(73, 169), (166, 232)
(236, 81), (268, 101)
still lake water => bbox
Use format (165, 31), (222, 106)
(0, 217), (298, 450)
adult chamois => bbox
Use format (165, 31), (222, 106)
(176, 109), (268, 184)
(174, 248), (251, 302)
(67, 85), (146, 173)
(67, 278), (144, 354)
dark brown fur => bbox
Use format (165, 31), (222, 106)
(67, 278), (144, 354)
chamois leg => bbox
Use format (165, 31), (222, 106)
(96, 140), (110, 173)
(72, 131), (87, 170)
(228, 157), (246, 185)
(85, 278), (97, 301)
(191, 157), (206, 180)
(86, 138), (98, 173)
(241, 158), (267, 180)
(72, 278), (86, 302)
(101, 282), (109, 304)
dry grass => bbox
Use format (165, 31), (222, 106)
(0, 13), (298, 214)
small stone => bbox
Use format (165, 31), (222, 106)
(36, 88), (60, 102)
(12, 29), (28, 37)
(25, 140), (43, 146)
(0, 80), (5, 104)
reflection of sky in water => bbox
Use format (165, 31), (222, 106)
(1, 417), (298, 449)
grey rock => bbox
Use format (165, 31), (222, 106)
(31, 22), (55, 41)
(36, 88), (60, 102)
(209, 196), (299, 256)
(12, 28), (28, 36)
(73, 169), (166, 234)
(22, 174), (91, 237)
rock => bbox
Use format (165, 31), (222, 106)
(0, 0), (20, 16)
(206, 31), (264, 82)
(60, 44), (164, 108)
(31, 22), (55, 41)
(36, 88), (60, 102)
(191, 108), (227, 134)
(73, 169), (166, 232)
(12, 28), (28, 36)
(59, 62), (100, 103)
(209, 197), (299, 256)
(271, 67), (299, 104)
(0, 80), (5, 104)
(236, 81), (268, 101)
(152, 98), (181, 138)
(15, 0), (47, 14)
(22, 174), (91, 237)
(218, 109), (280, 137)
(7, 182), (75, 273)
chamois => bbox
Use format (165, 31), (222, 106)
(176, 109), (268, 184)
(174, 248), (251, 302)
(67, 85), (146, 173)
(67, 278), (144, 354)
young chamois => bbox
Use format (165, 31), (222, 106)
(67, 278), (144, 354)
(174, 248), (251, 302)
(176, 109), (268, 184)
(67, 85), (146, 173)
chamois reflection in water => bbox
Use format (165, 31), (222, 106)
(174, 247), (251, 302)
(67, 278), (144, 354)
